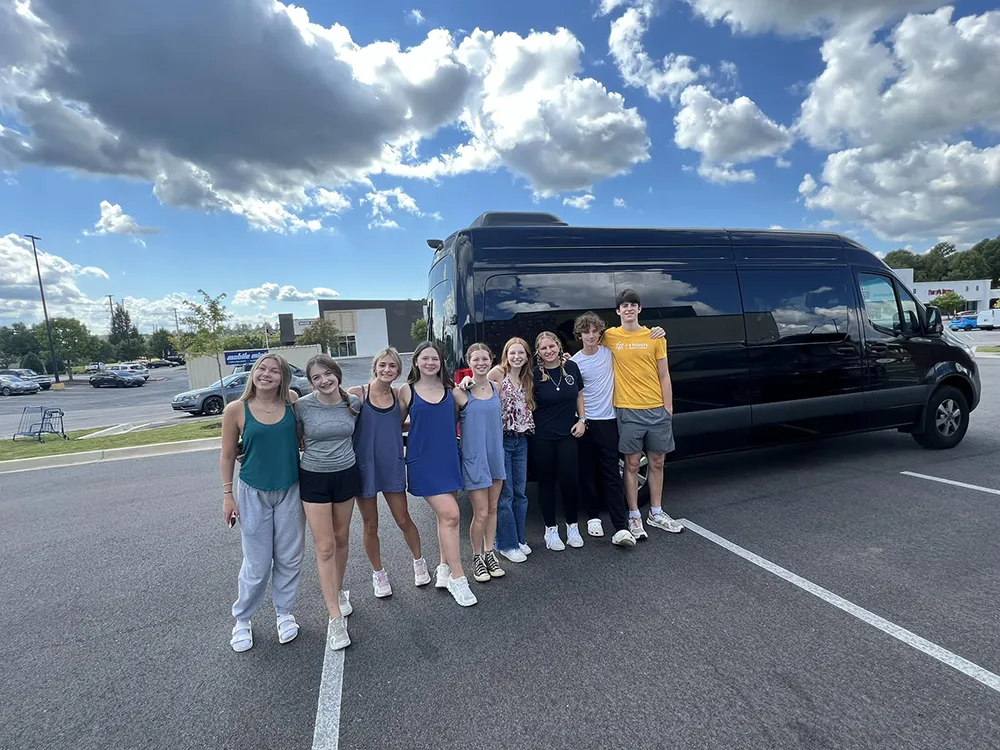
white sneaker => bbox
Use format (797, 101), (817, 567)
(566, 523), (585, 548)
(647, 511), (684, 533)
(372, 570), (392, 598)
(629, 516), (648, 540)
(327, 617), (350, 651)
(587, 518), (605, 537)
(519, 543), (532, 555)
(413, 557), (432, 586)
(435, 563), (451, 588)
(338, 590), (353, 617)
(612, 529), (637, 547)
(498, 547), (528, 563)
(544, 526), (566, 551)
(447, 575), (478, 607)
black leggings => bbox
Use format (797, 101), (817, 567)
(530, 435), (578, 527)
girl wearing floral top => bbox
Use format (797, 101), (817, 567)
(482, 337), (536, 563)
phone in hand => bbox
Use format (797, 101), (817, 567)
(229, 516), (237, 528)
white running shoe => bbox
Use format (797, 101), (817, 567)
(629, 516), (648, 540)
(447, 575), (478, 607)
(647, 511), (684, 533)
(587, 519), (605, 537)
(435, 563), (451, 588)
(566, 523), (585, 548)
(519, 543), (532, 555)
(338, 590), (353, 617)
(612, 529), (637, 547)
(498, 547), (528, 563)
(413, 557), (432, 586)
(372, 570), (392, 598)
(327, 617), (350, 651)
(544, 526), (566, 551)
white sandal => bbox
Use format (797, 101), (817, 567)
(231, 621), (253, 652)
(276, 614), (300, 644)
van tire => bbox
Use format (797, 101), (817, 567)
(912, 385), (969, 450)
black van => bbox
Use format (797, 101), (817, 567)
(426, 212), (981, 463)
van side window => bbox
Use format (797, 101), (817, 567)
(740, 269), (853, 345)
(427, 253), (458, 370)
(859, 273), (912, 335)
(896, 284), (920, 335)
(611, 271), (745, 347)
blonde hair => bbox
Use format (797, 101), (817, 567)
(534, 331), (568, 384)
(240, 354), (293, 403)
(370, 347), (403, 379)
(465, 342), (494, 362)
(500, 337), (535, 411)
(306, 354), (358, 416)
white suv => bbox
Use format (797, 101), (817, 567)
(108, 363), (150, 381)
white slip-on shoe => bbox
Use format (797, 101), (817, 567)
(587, 519), (605, 537)
(612, 529), (637, 547)
(230, 621), (253, 653)
(276, 614), (299, 644)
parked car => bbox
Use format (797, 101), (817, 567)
(147, 359), (174, 368)
(231, 362), (313, 396)
(976, 309), (1000, 331)
(85, 361), (105, 373)
(107, 363), (149, 381)
(90, 370), (145, 388)
(172, 373), (249, 415)
(165, 355), (185, 366)
(949, 314), (978, 331)
(0, 368), (53, 390)
(0, 374), (42, 396)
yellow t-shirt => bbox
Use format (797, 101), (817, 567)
(603, 326), (667, 409)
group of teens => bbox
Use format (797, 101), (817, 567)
(219, 289), (683, 653)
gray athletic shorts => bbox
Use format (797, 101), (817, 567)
(617, 407), (675, 455)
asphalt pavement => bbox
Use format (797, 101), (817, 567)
(1, 358), (999, 750)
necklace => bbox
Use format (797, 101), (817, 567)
(551, 369), (564, 391)
(257, 399), (280, 414)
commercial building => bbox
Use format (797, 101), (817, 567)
(894, 269), (1000, 312)
(278, 299), (425, 356)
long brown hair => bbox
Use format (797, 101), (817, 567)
(407, 341), (452, 388)
(240, 354), (293, 403)
(306, 354), (358, 415)
(499, 337), (535, 411)
(534, 331), (569, 384)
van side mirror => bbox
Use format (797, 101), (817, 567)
(925, 306), (944, 335)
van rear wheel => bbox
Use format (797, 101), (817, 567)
(912, 385), (969, 450)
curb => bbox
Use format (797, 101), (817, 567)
(0, 437), (221, 475)
(976, 352), (1000, 359)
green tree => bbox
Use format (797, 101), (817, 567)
(116, 336), (147, 362)
(296, 317), (341, 354)
(410, 318), (428, 342)
(32, 317), (99, 380)
(182, 290), (231, 384)
(929, 290), (966, 316)
(91, 338), (116, 364)
(20, 351), (46, 374)
(108, 303), (140, 345)
(1, 323), (41, 362)
(148, 328), (173, 358)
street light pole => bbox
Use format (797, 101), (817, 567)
(24, 234), (62, 388)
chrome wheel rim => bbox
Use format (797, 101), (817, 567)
(935, 399), (961, 437)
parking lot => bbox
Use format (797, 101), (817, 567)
(1, 355), (998, 749)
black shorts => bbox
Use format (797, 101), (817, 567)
(299, 465), (362, 504)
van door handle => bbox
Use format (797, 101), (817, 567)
(836, 345), (856, 355)
(868, 342), (889, 353)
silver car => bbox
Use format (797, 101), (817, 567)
(170, 369), (311, 416)
(0, 374), (41, 396)
(1, 368), (54, 390)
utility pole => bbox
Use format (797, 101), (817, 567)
(24, 234), (62, 387)
(106, 295), (114, 330)
(173, 308), (180, 334)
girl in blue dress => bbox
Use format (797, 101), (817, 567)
(398, 342), (477, 607)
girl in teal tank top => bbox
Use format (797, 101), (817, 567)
(220, 354), (305, 653)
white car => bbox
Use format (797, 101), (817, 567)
(108, 363), (150, 381)
(976, 309), (1000, 331)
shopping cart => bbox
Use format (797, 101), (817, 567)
(12, 405), (68, 443)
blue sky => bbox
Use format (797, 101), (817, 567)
(1, 0), (998, 333)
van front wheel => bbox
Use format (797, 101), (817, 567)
(912, 386), (969, 450)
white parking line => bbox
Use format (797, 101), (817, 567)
(900, 471), (1000, 496)
(679, 519), (1000, 695)
(311, 621), (345, 750)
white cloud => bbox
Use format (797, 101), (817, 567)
(361, 187), (438, 228)
(614, 197), (627, 208)
(769, 224), (784, 230)
(682, 0), (939, 35)
(798, 174), (818, 195)
(313, 189), (352, 216)
(563, 194), (596, 210)
(804, 141), (1000, 244)
(674, 85), (793, 183)
(605, 3), (709, 102)
(234, 282), (339, 308)
(407, 9), (425, 24)
(0, 2), (650, 226)
(86, 200), (160, 239)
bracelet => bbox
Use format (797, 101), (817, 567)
(223, 489), (234, 495)
(223, 482), (234, 489)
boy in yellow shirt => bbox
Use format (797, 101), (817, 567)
(602, 288), (684, 538)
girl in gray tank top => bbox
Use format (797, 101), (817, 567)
(348, 348), (431, 600)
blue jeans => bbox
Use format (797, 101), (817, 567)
(496, 434), (528, 551)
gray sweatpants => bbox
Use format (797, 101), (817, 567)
(232, 479), (305, 622)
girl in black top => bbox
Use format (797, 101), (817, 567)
(531, 331), (587, 551)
